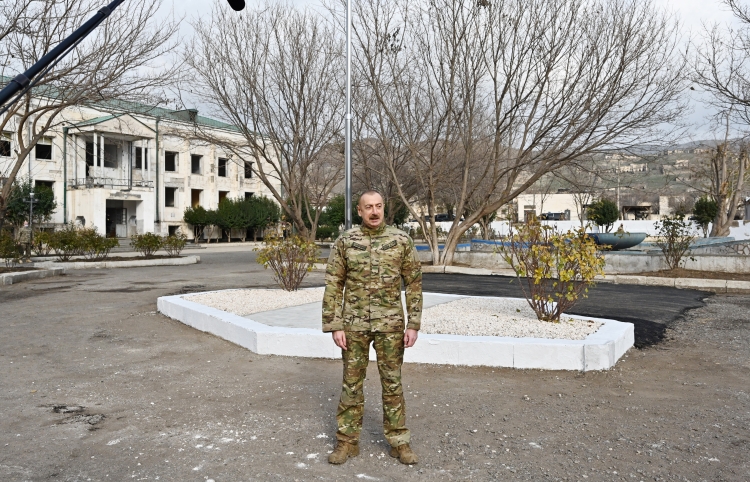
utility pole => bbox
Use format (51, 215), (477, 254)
(25, 191), (37, 245)
(616, 158), (621, 220)
(344, 0), (353, 230)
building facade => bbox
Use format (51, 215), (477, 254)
(1, 103), (280, 239)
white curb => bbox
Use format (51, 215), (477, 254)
(34, 255), (200, 270)
(157, 291), (634, 371)
(0, 267), (65, 285)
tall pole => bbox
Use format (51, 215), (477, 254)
(344, 0), (353, 230)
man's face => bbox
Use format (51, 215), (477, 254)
(357, 193), (384, 229)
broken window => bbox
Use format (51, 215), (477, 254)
(0, 132), (11, 157)
(165, 187), (177, 207)
(103, 143), (117, 168)
(165, 151), (178, 172)
(135, 147), (149, 169)
(191, 189), (202, 208)
(191, 155), (202, 175)
(218, 157), (228, 177)
(35, 137), (53, 160)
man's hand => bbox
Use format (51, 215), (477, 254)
(404, 328), (418, 348)
(332, 330), (347, 351)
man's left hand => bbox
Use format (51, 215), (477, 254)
(404, 328), (418, 348)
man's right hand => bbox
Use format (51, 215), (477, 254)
(332, 330), (347, 351)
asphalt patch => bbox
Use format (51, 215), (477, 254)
(422, 273), (711, 348)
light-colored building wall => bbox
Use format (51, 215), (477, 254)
(0, 102), (280, 239)
(516, 193), (580, 221)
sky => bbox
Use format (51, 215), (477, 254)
(157, 0), (745, 141)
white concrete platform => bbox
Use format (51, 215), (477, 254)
(157, 291), (634, 371)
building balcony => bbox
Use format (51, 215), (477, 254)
(69, 177), (154, 190)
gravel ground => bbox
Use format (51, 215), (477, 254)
(421, 297), (602, 340)
(186, 288), (602, 339)
(185, 287), (325, 315)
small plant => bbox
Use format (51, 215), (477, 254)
(655, 215), (695, 270)
(31, 231), (52, 256)
(0, 230), (21, 267)
(130, 232), (163, 258)
(79, 228), (119, 260)
(255, 231), (319, 291)
(48, 224), (85, 261)
(499, 220), (605, 323)
(692, 196), (718, 238)
(586, 199), (619, 232)
(163, 232), (187, 257)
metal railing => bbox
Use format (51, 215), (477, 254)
(69, 177), (153, 189)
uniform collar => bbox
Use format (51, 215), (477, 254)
(360, 223), (387, 236)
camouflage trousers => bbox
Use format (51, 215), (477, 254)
(335, 331), (410, 447)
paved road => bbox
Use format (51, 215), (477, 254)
(421, 273), (711, 348)
(1, 248), (747, 481)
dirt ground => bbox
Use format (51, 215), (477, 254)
(0, 248), (748, 481)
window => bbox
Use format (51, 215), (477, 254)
(218, 191), (229, 204)
(35, 137), (52, 160)
(103, 144), (117, 168)
(218, 157), (228, 177)
(245, 192), (254, 200)
(191, 189), (202, 208)
(0, 132), (11, 157)
(135, 147), (149, 169)
(244, 160), (254, 178)
(191, 154), (202, 174)
(165, 151), (178, 172)
(165, 187), (177, 207)
(35, 180), (54, 194)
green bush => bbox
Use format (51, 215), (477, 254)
(48, 224), (85, 261)
(79, 228), (119, 260)
(692, 196), (718, 238)
(183, 205), (210, 242)
(499, 220), (605, 323)
(655, 215), (695, 270)
(163, 232), (187, 257)
(315, 224), (338, 241)
(130, 232), (163, 258)
(0, 230), (21, 267)
(31, 231), (52, 256)
(255, 233), (319, 291)
(586, 199), (619, 233)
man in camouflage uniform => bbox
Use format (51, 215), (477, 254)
(18, 221), (32, 262)
(323, 190), (422, 465)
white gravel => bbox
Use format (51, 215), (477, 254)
(421, 297), (602, 340)
(184, 288), (325, 315)
(184, 288), (602, 340)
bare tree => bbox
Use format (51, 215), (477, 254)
(691, 0), (750, 236)
(554, 160), (604, 227)
(0, 0), (180, 228)
(348, 0), (685, 265)
(689, 135), (748, 236)
(187, 2), (345, 240)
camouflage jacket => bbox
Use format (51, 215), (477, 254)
(18, 227), (31, 244)
(322, 224), (423, 333)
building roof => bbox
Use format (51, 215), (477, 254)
(0, 75), (242, 133)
